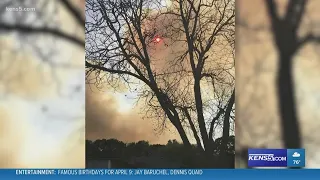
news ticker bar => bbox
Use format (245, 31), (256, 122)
(248, 148), (305, 167)
(0, 169), (318, 180)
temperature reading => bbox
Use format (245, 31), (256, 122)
(293, 160), (300, 164)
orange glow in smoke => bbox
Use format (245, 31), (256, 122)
(155, 37), (161, 43)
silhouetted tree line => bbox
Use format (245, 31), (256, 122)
(86, 136), (234, 168)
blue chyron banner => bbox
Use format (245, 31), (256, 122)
(0, 169), (319, 180)
(248, 149), (305, 167)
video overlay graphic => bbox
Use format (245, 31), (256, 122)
(248, 149), (305, 167)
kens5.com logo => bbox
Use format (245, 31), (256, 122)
(248, 149), (305, 167)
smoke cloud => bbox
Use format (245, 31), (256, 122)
(85, 84), (179, 144)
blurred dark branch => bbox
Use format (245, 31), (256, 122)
(284, 0), (307, 31)
(0, 23), (84, 47)
(60, 0), (85, 27)
(298, 33), (320, 48)
(264, 0), (280, 27)
(264, 0), (310, 149)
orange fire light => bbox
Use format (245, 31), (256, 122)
(155, 37), (161, 43)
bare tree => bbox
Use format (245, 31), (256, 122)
(85, 0), (235, 167)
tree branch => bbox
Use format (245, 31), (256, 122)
(284, 0), (308, 31)
(222, 89), (235, 142)
(298, 33), (320, 48)
(182, 107), (203, 150)
(0, 23), (84, 47)
(209, 107), (224, 141)
(85, 61), (149, 85)
(264, 0), (280, 29)
(60, 0), (85, 27)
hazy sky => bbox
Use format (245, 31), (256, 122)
(85, 83), (179, 144)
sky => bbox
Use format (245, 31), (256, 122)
(86, 83), (179, 144)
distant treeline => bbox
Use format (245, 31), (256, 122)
(86, 136), (234, 168)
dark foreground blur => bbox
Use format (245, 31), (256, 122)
(0, 0), (85, 168)
(236, 0), (320, 167)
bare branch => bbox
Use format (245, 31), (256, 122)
(60, 0), (85, 27)
(264, 0), (280, 29)
(298, 33), (320, 48)
(0, 23), (84, 47)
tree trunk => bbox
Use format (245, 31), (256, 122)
(183, 108), (203, 149)
(194, 79), (212, 153)
(222, 89), (235, 144)
(277, 54), (302, 148)
(220, 89), (235, 168)
(172, 117), (192, 148)
(153, 86), (192, 148)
